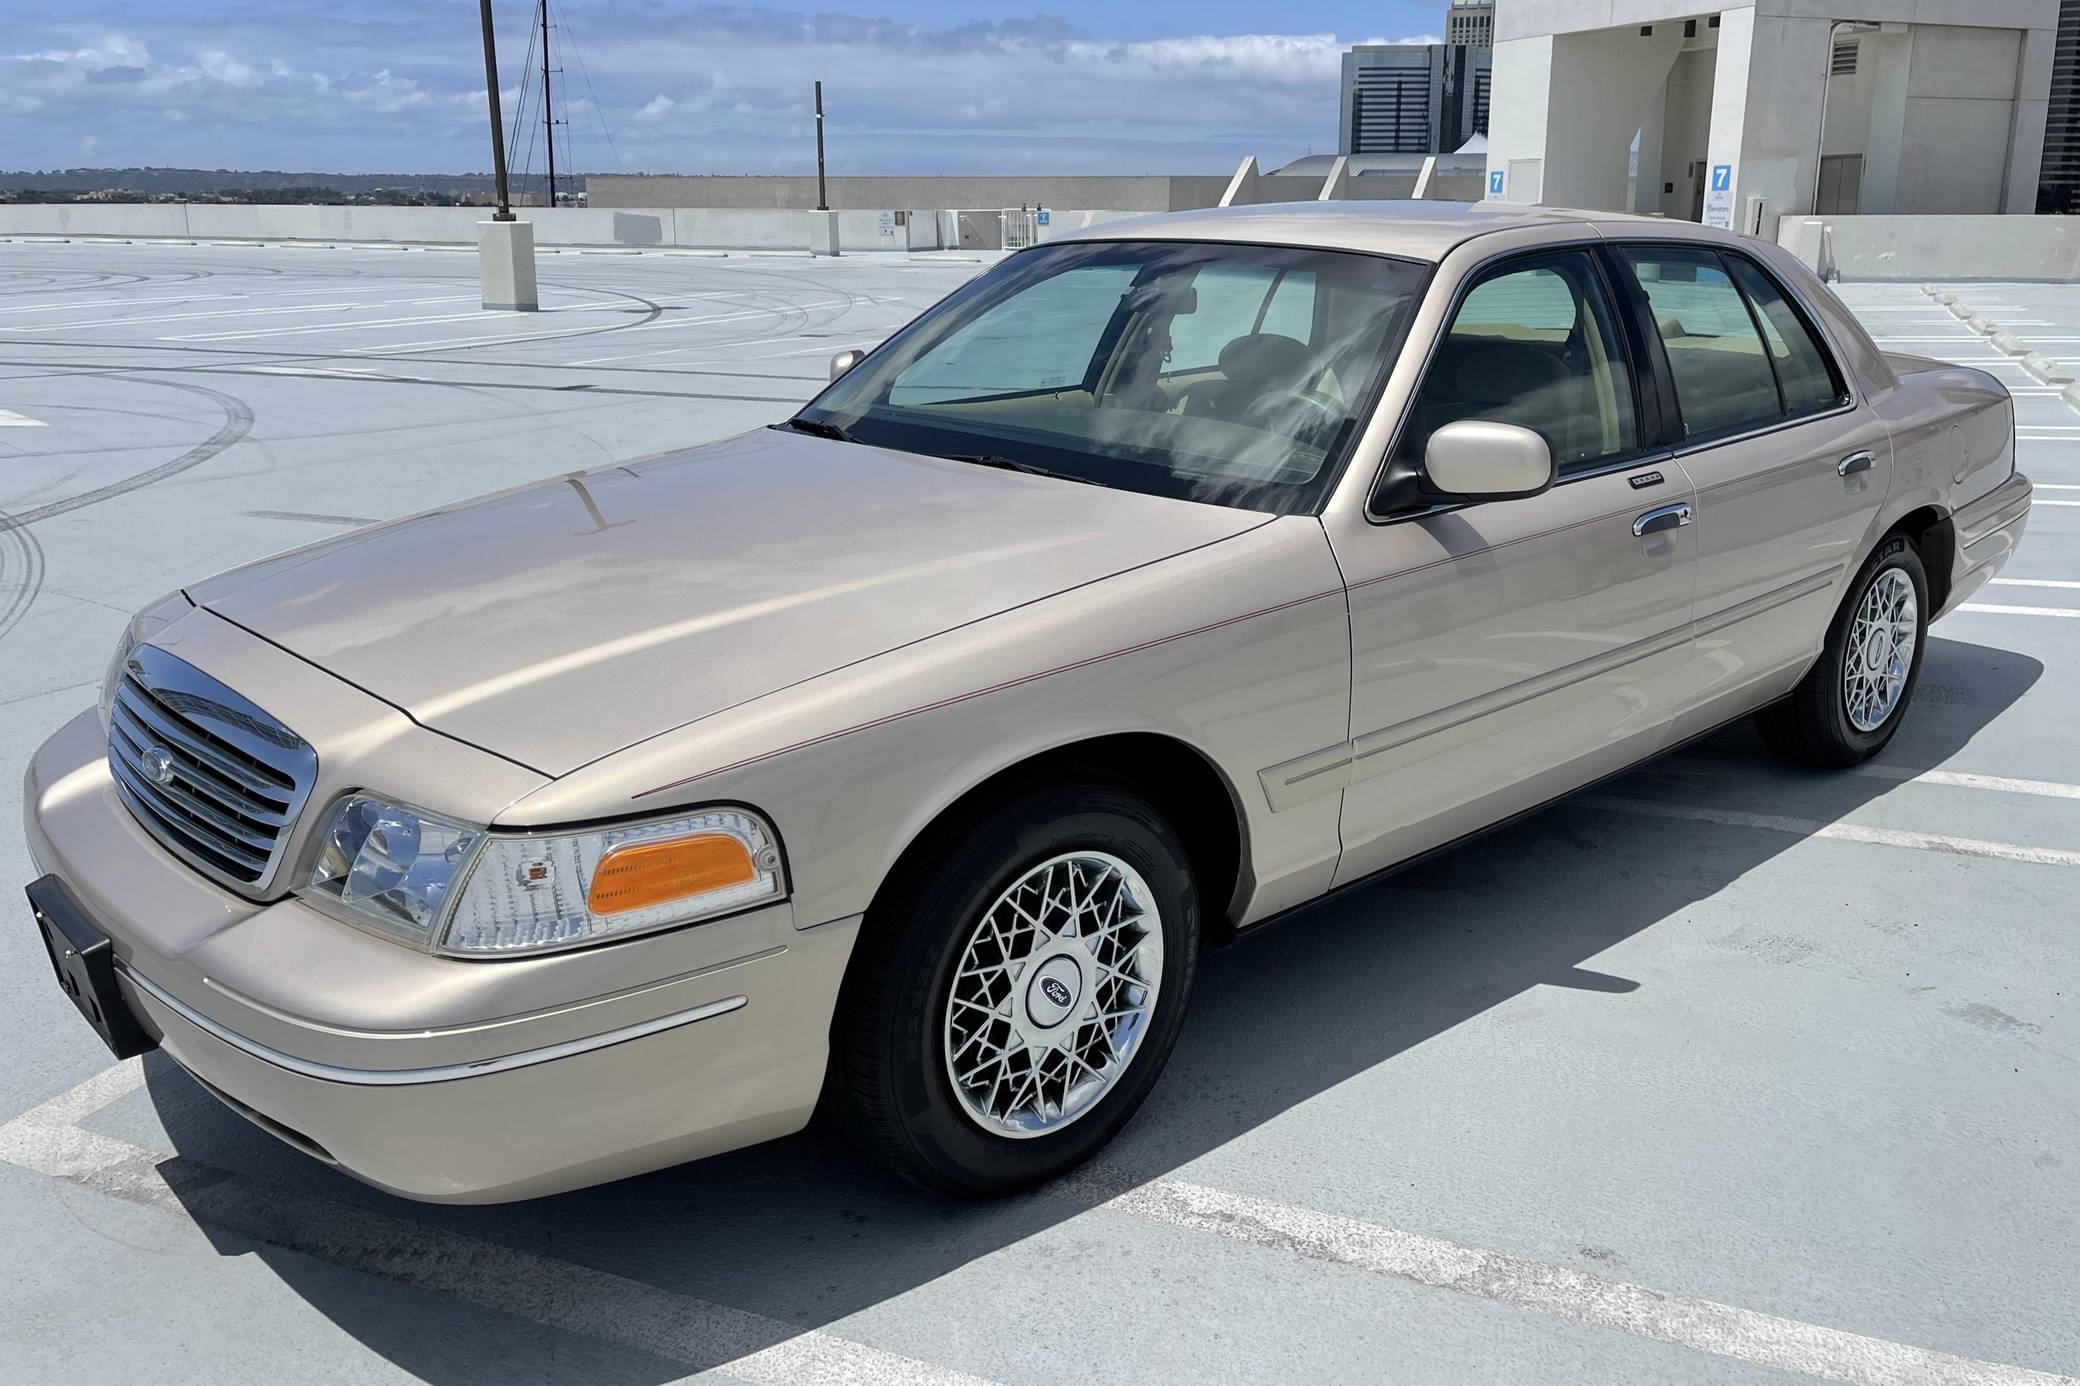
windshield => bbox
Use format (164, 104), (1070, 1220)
(795, 240), (1429, 514)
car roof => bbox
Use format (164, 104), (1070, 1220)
(1044, 200), (1678, 264)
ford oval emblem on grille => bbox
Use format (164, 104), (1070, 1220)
(140, 745), (177, 786)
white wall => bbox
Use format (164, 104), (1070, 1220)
(1780, 213), (2080, 280)
(0, 203), (1125, 253)
(1657, 46), (1718, 218)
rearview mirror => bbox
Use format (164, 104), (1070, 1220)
(829, 348), (867, 381)
(1422, 420), (1555, 502)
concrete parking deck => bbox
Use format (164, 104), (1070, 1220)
(1, 243), (2074, 1385)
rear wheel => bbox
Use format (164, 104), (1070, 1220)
(829, 778), (1198, 1196)
(1757, 534), (1928, 767)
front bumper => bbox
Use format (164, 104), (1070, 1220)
(25, 707), (856, 1203)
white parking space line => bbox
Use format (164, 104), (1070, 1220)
(7, 1060), (2075, 1386)
(1959, 602), (2080, 618)
(349, 299), (859, 355)
(1848, 765), (2080, 800)
(0, 1061), (1006, 1386)
(1991, 577), (2080, 588)
(1089, 1177), (2077, 1386)
(5, 302), (361, 333)
(0, 292), (245, 315)
(0, 409), (47, 427)
(177, 291), (771, 346)
(1586, 796), (2080, 866)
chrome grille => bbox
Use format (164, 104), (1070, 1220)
(105, 643), (317, 892)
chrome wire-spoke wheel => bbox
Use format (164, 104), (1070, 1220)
(942, 851), (1165, 1139)
(1843, 567), (1918, 732)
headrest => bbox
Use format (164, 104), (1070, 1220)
(1217, 333), (1313, 384)
(1657, 315), (1689, 340)
(1457, 347), (1568, 406)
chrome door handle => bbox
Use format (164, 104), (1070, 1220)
(1633, 502), (1693, 537)
(1837, 450), (1875, 477)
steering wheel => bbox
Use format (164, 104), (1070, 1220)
(1240, 388), (1343, 443)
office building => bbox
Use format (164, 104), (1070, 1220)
(1447, 1), (1495, 50)
(1339, 44), (1492, 156)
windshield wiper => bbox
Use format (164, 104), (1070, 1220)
(940, 453), (1092, 484)
(780, 416), (858, 444)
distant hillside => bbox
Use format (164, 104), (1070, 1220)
(0, 167), (568, 199)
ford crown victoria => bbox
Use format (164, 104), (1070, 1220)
(25, 203), (2032, 1201)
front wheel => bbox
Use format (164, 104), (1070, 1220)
(828, 779), (1199, 1197)
(1757, 533), (1929, 767)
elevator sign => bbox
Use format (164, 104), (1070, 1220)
(1704, 164), (1735, 229)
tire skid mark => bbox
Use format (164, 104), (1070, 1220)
(8, 376), (254, 527)
(0, 498), (46, 645)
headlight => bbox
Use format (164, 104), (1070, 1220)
(100, 627), (137, 728)
(300, 796), (785, 955)
(305, 795), (483, 946)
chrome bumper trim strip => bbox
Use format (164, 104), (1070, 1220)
(117, 961), (746, 1087)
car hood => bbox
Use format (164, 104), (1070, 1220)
(190, 428), (1268, 775)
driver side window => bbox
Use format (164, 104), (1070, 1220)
(1403, 251), (1639, 476)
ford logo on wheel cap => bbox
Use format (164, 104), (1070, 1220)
(140, 745), (177, 786)
(1040, 977), (1073, 1008)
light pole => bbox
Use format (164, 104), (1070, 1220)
(476, 0), (539, 309)
(814, 80), (829, 212)
(477, 0), (514, 220)
(810, 80), (838, 255)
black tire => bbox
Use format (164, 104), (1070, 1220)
(827, 776), (1199, 1197)
(1757, 533), (1929, 768)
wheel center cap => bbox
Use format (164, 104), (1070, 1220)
(1863, 629), (1891, 669)
(1025, 955), (1083, 1029)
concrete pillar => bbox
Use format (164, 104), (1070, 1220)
(1318, 155), (1352, 201)
(808, 210), (840, 256)
(1490, 26), (1680, 211)
(2006, 23), (2057, 213)
(1412, 155), (1438, 200)
(1218, 157), (1261, 208)
(479, 219), (538, 311)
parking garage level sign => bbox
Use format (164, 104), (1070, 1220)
(1487, 169), (1505, 201)
(1705, 163), (1735, 229)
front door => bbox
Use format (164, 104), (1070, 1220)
(1319, 247), (1703, 884)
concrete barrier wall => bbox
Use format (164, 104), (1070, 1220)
(0, 202), (1135, 254)
(1774, 214), (2080, 281)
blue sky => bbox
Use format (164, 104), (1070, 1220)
(0, 1), (1451, 175)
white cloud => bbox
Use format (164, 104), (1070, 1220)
(0, 4), (1441, 176)
(198, 49), (256, 86)
(20, 32), (149, 70)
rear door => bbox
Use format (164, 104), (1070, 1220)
(1612, 244), (1888, 738)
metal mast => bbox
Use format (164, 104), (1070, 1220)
(477, 0), (513, 219)
(539, 0), (557, 206)
(814, 81), (828, 211)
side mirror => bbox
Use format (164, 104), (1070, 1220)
(1422, 420), (1555, 502)
(829, 348), (867, 381)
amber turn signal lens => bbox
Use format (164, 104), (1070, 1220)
(587, 833), (758, 916)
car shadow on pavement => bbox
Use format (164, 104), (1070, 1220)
(145, 633), (2041, 1383)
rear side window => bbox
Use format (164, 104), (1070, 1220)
(1623, 248), (1783, 438)
(1723, 256), (1847, 414)
(1623, 247), (1848, 441)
